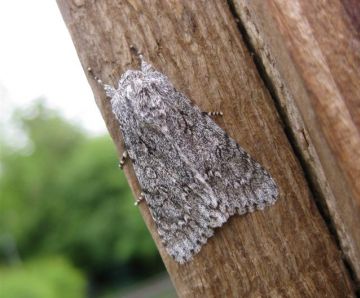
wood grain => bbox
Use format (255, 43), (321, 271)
(231, 0), (360, 285)
(57, 0), (355, 296)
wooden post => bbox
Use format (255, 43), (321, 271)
(231, 0), (360, 286)
(57, 1), (355, 296)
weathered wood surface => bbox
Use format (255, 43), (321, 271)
(232, 0), (360, 285)
(57, 0), (355, 296)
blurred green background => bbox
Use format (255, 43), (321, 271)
(0, 100), (176, 298)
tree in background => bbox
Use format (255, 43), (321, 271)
(0, 100), (164, 296)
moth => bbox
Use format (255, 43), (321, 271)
(90, 56), (278, 263)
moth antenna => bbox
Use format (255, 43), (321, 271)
(87, 67), (116, 98)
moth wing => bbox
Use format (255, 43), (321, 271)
(111, 67), (278, 263)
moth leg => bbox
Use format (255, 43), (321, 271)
(129, 44), (141, 56)
(134, 192), (145, 206)
(118, 151), (128, 169)
(87, 67), (116, 98)
(204, 111), (224, 116)
(87, 67), (104, 86)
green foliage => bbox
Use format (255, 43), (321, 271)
(0, 257), (86, 298)
(0, 100), (161, 277)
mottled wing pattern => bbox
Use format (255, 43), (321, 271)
(109, 59), (278, 263)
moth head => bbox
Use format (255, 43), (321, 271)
(116, 58), (169, 126)
(137, 83), (166, 121)
(139, 55), (155, 73)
